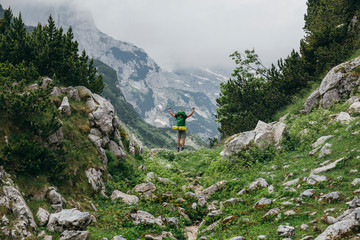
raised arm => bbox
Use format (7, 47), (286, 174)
(187, 107), (195, 118)
(168, 107), (176, 117)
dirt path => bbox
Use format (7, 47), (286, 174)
(185, 225), (200, 240)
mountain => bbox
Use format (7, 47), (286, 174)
(13, 3), (227, 140)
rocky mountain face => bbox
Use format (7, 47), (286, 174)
(15, 3), (227, 140)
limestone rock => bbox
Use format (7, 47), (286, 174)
(134, 182), (156, 197)
(278, 225), (295, 237)
(110, 190), (139, 205)
(228, 237), (245, 240)
(59, 96), (71, 116)
(222, 198), (244, 207)
(320, 89), (340, 108)
(165, 217), (179, 227)
(111, 236), (127, 240)
(47, 127), (64, 148)
(320, 192), (340, 202)
(46, 208), (94, 232)
(318, 143), (332, 158)
(299, 189), (316, 200)
(85, 168), (106, 196)
(302, 89), (320, 113)
(60, 230), (90, 240)
(311, 158), (344, 175)
(312, 135), (334, 148)
(347, 96), (360, 104)
(42, 77), (53, 89)
(283, 178), (299, 186)
(108, 140), (126, 160)
(263, 208), (281, 218)
(220, 131), (255, 158)
(144, 231), (175, 240)
(254, 198), (272, 208)
(348, 102), (360, 115)
(330, 112), (353, 124)
(249, 178), (269, 191)
(199, 180), (226, 200)
(352, 178), (360, 186)
(306, 175), (327, 185)
(37, 207), (50, 226)
(130, 210), (163, 226)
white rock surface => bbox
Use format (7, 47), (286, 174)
(46, 208), (94, 232)
(37, 207), (50, 226)
(110, 190), (139, 205)
(130, 210), (164, 226)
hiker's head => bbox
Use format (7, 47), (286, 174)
(179, 109), (184, 111)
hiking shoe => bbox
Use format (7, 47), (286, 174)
(177, 148), (180, 152)
(181, 147), (184, 151)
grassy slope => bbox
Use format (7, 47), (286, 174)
(86, 62), (360, 239)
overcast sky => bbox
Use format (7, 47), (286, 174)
(3, 0), (308, 71)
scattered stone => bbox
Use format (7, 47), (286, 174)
(347, 196), (360, 208)
(283, 178), (299, 186)
(199, 180), (226, 200)
(300, 224), (309, 231)
(352, 178), (360, 186)
(347, 96), (360, 105)
(348, 101), (360, 115)
(320, 192), (340, 202)
(237, 189), (246, 195)
(330, 112), (353, 124)
(249, 178), (269, 191)
(321, 215), (336, 225)
(108, 140), (126, 160)
(110, 190), (139, 205)
(277, 225), (294, 237)
(133, 182), (156, 197)
(318, 143), (332, 158)
(258, 235), (266, 239)
(60, 230), (90, 240)
(311, 158), (343, 175)
(130, 210), (163, 226)
(254, 198), (272, 208)
(165, 217), (179, 228)
(350, 169), (358, 174)
(300, 237), (313, 240)
(222, 215), (237, 224)
(222, 198), (244, 207)
(284, 210), (296, 216)
(312, 135), (334, 148)
(228, 237), (245, 240)
(111, 236), (127, 240)
(309, 146), (321, 157)
(263, 208), (281, 218)
(306, 175), (327, 185)
(268, 185), (274, 193)
(144, 231), (175, 240)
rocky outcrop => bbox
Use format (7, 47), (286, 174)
(85, 168), (106, 196)
(221, 120), (286, 158)
(0, 168), (37, 239)
(302, 57), (360, 113)
(130, 210), (164, 226)
(60, 230), (90, 240)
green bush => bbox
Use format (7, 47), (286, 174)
(1, 134), (65, 175)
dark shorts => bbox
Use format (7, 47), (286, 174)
(177, 130), (186, 139)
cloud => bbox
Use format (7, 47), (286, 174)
(2, 0), (307, 71)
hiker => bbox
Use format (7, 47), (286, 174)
(168, 106), (195, 151)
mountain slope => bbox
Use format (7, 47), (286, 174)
(12, 3), (226, 140)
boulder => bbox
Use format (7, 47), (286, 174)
(351, 178), (360, 186)
(60, 230), (90, 240)
(319, 89), (340, 108)
(263, 208), (281, 218)
(37, 207), (50, 226)
(46, 208), (94, 232)
(299, 189), (316, 200)
(165, 217), (179, 227)
(347, 96), (360, 105)
(282, 178), (299, 186)
(220, 131), (255, 158)
(110, 190), (139, 205)
(130, 210), (163, 226)
(85, 168), (106, 196)
(59, 96), (71, 116)
(42, 77), (53, 89)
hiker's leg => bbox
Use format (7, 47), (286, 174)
(182, 138), (185, 148)
(177, 137), (180, 149)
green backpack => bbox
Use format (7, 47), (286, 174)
(176, 111), (187, 126)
